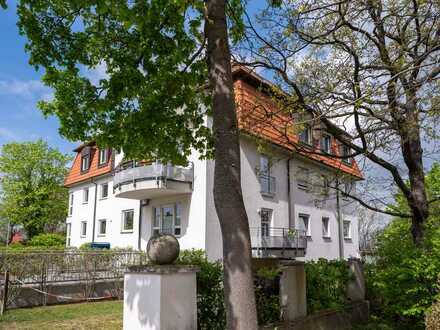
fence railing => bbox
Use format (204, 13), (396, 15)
(250, 227), (307, 254)
(0, 250), (147, 285)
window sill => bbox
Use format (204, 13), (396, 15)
(260, 191), (275, 198)
(323, 236), (331, 240)
(98, 162), (109, 168)
(82, 202), (89, 205)
(99, 197), (109, 201)
(297, 185), (308, 191)
(121, 230), (134, 234)
(97, 234), (106, 237)
(344, 237), (353, 242)
(80, 235), (86, 238)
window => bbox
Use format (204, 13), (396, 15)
(98, 149), (108, 165)
(259, 155), (275, 195)
(81, 154), (90, 172)
(101, 183), (109, 199)
(321, 134), (332, 153)
(322, 217), (330, 238)
(343, 220), (351, 239)
(299, 125), (312, 145)
(66, 223), (71, 247)
(342, 181), (353, 200)
(122, 209), (134, 232)
(83, 188), (89, 204)
(297, 167), (310, 190)
(152, 203), (182, 237)
(340, 144), (352, 165)
(260, 208), (273, 237)
(69, 193), (74, 216)
(98, 219), (107, 236)
(298, 213), (311, 237)
(80, 221), (87, 237)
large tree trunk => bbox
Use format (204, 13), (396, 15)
(205, 1), (258, 329)
(400, 115), (429, 246)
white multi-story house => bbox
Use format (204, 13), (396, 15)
(65, 67), (363, 261)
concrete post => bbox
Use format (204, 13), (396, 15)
(123, 265), (199, 330)
(279, 261), (307, 321)
(346, 258), (366, 302)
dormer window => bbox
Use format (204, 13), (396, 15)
(321, 134), (332, 154)
(98, 148), (109, 166)
(340, 144), (352, 165)
(81, 154), (90, 172)
(80, 146), (91, 172)
(299, 125), (312, 145)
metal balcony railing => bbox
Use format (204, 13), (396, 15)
(259, 174), (276, 195)
(250, 227), (307, 256)
(113, 161), (194, 191)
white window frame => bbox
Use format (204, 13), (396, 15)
(80, 221), (87, 237)
(297, 167), (310, 190)
(152, 203), (182, 237)
(98, 219), (107, 236)
(81, 154), (90, 171)
(342, 181), (353, 200)
(343, 220), (352, 239)
(322, 217), (330, 238)
(260, 208), (273, 237)
(321, 134), (332, 153)
(98, 149), (108, 165)
(69, 193), (74, 216)
(259, 155), (275, 195)
(299, 125), (312, 145)
(66, 223), (71, 247)
(121, 209), (135, 233)
(100, 183), (109, 199)
(340, 145), (352, 165)
(321, 176), (330, 196)
(83, 188), (89, 204)
(298, 213), (311, 237)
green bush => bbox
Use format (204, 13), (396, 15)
(28, 233), (66, 247)
(305, 258), (352, 313)
(365, 218), (440, 329)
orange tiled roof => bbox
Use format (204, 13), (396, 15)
(64, 142), (113, 187)
(233, 73), (363, 180)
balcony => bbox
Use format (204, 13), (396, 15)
(113, 161), (193, 200)
(250, 227), (307, 259)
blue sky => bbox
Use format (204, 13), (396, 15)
(0, 2), (77, 155)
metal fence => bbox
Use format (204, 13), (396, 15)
(250, 227), (307, 257)
(0, 250), (147, 285)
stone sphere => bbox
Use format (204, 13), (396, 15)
(147, 234), (180, 265)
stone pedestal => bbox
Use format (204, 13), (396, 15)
(279, 261), (307, 321)
(123, 265), (199, 330)
(346, 258), (366, 302)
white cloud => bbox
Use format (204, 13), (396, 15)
(0, 127), (19, 141)
(83, 61), (108, 86)
(0, 79), (53, 99)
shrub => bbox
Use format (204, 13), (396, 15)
(365, 218), (440, 329)
(305, 258), (352, 313)
(28, 233), (65, 247)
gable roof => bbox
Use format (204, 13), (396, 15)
(232, 65), (363, 179)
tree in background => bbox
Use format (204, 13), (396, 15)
(365, 163), (440, 329)
(0, 140), (70, 238)
(235, 0), (440, 246)
(12, 1), (258, 327)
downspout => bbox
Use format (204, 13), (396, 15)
(137, 201), (143, 250)
(91, 179), (98, 243)
(336, 178), (344, 260)
(287, 157), (293, 229)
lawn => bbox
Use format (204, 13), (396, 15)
(0, 300), (123, 330)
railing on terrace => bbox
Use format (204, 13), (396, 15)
(250, 227), (307, 256)
(0, 251), (147, 285)
(113, 161), (194, 191)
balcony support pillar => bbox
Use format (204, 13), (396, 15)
(279, 261), (307, 321)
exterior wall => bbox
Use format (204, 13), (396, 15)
(289, 156), (360, 260)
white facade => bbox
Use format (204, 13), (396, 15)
(66, 134), (360, 261)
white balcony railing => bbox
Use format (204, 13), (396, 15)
(113, 161), (194, 191)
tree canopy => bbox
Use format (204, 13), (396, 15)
(0, 140), (70, 238)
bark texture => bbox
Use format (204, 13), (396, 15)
(205, 0), (258, 329)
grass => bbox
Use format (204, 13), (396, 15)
(0, 300), (123, 330)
